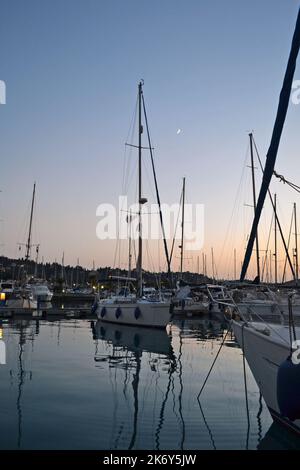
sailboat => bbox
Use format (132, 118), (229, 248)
(95, 82), (171, 328)
(172, 178), (211, 315)
(18, 183), (53, 308)
(233, 7), (300, 435)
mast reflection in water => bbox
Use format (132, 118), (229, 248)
(0, 317), (295, 449)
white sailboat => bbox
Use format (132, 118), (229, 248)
(0, 280), (37, 310)
(233, 317), (300, 435)
(95, 82), (171, 329)
(25, 282), (53, 303)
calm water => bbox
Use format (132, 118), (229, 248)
(0, 315), (299, 450)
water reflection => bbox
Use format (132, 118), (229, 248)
(0, 323), (6, 364)
(13, 320), (36, 448)
(90, 318), (252, 450)
(0, 317), (299, 449)
(92, 321), (177, 450)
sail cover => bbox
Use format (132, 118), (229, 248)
(240, 8), (300, 281)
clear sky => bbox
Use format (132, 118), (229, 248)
(0, 0), (300, 279)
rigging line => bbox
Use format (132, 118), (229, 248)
(123, 94), (138, 194)
(142, 154), (158, 203)
(197, 325), (231, 399)
(145, 240), (160, 288)
(273, 171), (300, 193)
(253, 137), (296, 281)
(123, 150), (137, 197)
(123, 142), (139, 198)
(219, 143), (250, 267)
(169, 190), (183, 265)
(142, 94), (171, 275)
(282, 206), (294, 283)
(261, 212), (274, 282)
(113, 174), (137, 271)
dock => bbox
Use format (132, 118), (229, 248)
(0, 306), (96, 319)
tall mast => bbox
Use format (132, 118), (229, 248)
(274, 193), (278, 284)
(42, 256), (45, 280)
(76, 258), (80, 286)
(294, 203), (299, 282)
(34, 245), (39, 277)
(180, 177), (186, 276)
(249, 133), (260, 281)
(234, 248), (237, 280)
(136, 81), (146, 297)
(211, 247), (215, 281)
(240, 10), (300, 281)
(61, 252), (65, 281)
(128, 210), (132, 278)
(25, 183), (36, 261)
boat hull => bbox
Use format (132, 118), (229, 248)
(96, 301), (171, 328)
(233, 320), (300, 435)
(5, 298), (38, 309)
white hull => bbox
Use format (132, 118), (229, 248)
(96, 300), (171, 328)
(35, 294), (53, 303)
(278, 302), (300, 317)
(236, 301), (278, 317)
(5, 298), (38, 309)
(236, 300), (300, 318)
(233, 320), (300, 435)
(27, 285), (53, 303)
(173, 301), (209, 314)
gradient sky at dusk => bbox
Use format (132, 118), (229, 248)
(1, 0), (300, 279)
